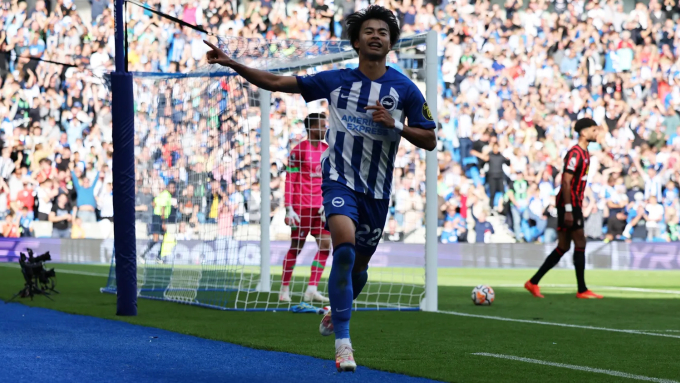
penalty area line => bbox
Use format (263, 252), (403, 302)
(471, 353), (679, 383)
(438, 310), (680, 340)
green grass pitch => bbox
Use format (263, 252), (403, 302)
(1, 263), (679, 382)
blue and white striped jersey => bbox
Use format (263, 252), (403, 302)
(296, 67), (435, 200)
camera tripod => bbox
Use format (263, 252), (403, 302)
(6, 276), (59, 303)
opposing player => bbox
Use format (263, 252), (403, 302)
(205, 5), (437, 372)
(280, 113), (331, 303)
(525, 118), (603, 299)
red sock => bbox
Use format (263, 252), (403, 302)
(309, 249), (330, 286)
(282, 249), (299, 286)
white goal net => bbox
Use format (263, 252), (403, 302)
(103, 32), (439, 312)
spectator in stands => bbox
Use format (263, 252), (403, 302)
(507, 169), (529, 242)
(440, 221), (457, 244)
(2, 213), (21, 238)
(606, 210), (629, 243)
(135, 184), (153, 224)
(666, 207), (680, 242)
(645, 196), (665, 240)
(383, 218), (404, 242)
(471, 209), (494, 244)
(473, 143), (508, 209)
(49, 193), (74, 239)
(36, 179), (58, 221)
(247, 181), (261, 224)
(71, 169), (99, 223)
(19, 207), (34, 237)
(402, 188), (425, 233)
(206, 179), (226, 224)
(177, 221), (195, 241)
(15, 181), (35, 220)
(543, 196), (559, 244)
(71, 217), (86, 239)
(97, 182), (114, 222)
(227, 183), (245, 226)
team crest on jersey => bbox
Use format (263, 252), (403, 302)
(422, 102), (433, 121)
(380, 95), (397, 111)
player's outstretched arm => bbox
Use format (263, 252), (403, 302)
(204, 40), (300, 94)
(400, 126), (437, 151)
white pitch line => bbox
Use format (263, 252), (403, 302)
(0, 263), (109, 277)
(471, 353), (679, 383)
(439, 310), (680, 339)
(492, 284), (680, 295)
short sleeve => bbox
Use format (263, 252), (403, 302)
(564, 150), (578, 174)
(295, 70), (342, 103)
(404, 83), (436, 130)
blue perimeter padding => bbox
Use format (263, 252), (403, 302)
(110, 71), (137, 316)
(0, 304), (440, 383)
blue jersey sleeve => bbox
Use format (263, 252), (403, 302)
(404, 83), (436, 130)
(295, 70), (342, 103)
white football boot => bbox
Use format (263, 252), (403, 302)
(335, 343), (357, 373)
(279, 285), (291, 302)
(304, 285), (329, 303)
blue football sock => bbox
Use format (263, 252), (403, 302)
(352, 268), (368, 300)
(329, 242), (355, 340)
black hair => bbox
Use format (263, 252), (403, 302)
(345, 5), (400, 53)
(574, 118), (597, 133)
(304, 113), (327, 130)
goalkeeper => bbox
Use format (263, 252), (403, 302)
(205, 5), (436, 373)
(280, 113), (331, 304)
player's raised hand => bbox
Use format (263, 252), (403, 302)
(204, 40), (235, 67)
(284, 206), (301, 228)
(365, 100), (395, 128)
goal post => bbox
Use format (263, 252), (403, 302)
(257, 89), (272, 294)
(424, 30), (439, 312)
(110, 0), (137, 316)
(103, 31), (439, 313)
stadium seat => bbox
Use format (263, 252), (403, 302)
(33, 221), (54, 238)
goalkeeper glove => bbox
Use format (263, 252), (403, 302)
(285, 206), (301, 228)
(318, 206), (326, 224)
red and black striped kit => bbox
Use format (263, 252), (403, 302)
(556, 145), (590, 208)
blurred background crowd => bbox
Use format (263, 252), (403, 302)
(2, 0), (680, 243)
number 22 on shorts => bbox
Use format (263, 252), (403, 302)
(356, 224), (382, 247)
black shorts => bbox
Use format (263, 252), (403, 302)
(149, 215), (165, 235)
(557, 206), (584, 232)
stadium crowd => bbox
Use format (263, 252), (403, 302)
(2, 0), (680, 243)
